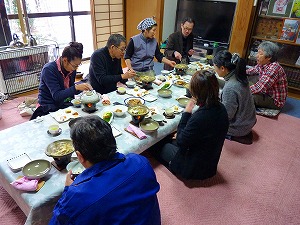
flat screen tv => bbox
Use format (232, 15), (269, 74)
(175, 0), (236, 45)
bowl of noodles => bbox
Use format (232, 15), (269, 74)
(45, 139), (75, 169)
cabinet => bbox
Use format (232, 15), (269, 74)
(247, 0), (300, 93)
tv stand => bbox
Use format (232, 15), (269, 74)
(191, 39), (228, 61)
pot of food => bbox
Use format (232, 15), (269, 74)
(136, 70), (156, 90)
(80, 90), (100, 113)
(127, 105), (150, 125)
(174, 64), (188, 75)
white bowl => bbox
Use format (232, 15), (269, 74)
(117, 87), (126, 94)
(112, 105), (128, 117)
(126, 80), (136, 88)
(151, 113), (165, 123)
(161, 70), (170, 76)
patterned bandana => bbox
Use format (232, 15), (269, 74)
(137, 18), (156, 30)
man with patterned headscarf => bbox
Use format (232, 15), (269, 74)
(124, 17), (176, 72)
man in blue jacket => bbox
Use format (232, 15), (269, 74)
(49, 115), (161, 225)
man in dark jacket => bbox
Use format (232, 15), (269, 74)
(89, 34), (136, 94)
(164, 17), (195, 70)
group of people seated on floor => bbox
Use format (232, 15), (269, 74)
(30, 16), (287, 224)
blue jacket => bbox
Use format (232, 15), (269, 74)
(38, 60), (79, 112)
(49, 153), (161, 225)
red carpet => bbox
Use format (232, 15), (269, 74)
(0, 107), (300, 224)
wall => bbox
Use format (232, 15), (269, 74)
(90, 0), (124, 50)
(162, 0), (177, 41)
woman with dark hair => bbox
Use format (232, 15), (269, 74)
(32, 42), (92, 119)
(151, 70), (229, 180)
(213, 50), (256, 145)
(124, 17), (176, 72)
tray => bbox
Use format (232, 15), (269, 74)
(7, 153), (32, 172)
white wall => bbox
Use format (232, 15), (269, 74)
(162, 0), (177, 41)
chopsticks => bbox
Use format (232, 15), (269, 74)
(124, 128), (140, 139)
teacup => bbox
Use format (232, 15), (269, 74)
(165, 108), (174, 117)
(48, 124), (60, 135)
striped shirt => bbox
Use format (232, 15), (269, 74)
(246, 61), (287, 108)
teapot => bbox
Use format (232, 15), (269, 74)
(9, 34), (25, 48)
(80, 90), (100, 104)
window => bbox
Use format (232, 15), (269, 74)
(4, 0), (93, 59)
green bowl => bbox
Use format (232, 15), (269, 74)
(157, 89), (172, 98)
(139, 119), (159, 133)
(22, 159), (51, 179)
(177, 97), (190, 107)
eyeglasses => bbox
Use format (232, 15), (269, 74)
(115, 46), (126, 53)
(182, 26), (193, 31)
(69, 61), (82, 69)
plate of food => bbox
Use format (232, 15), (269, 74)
(124, 97), (145, 107)
(160, 81), (172, 89)
(50, 108), (80, 123)
(100, 110), (113, 124)
(173, 79), (188, 88)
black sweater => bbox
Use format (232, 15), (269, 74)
(89, 47), (127, 94)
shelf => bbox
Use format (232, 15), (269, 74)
(258, 15), (288, 20)
(252, 36), (300, 46)
(281, 63), (300, 69)
(288, 86), (300, 92)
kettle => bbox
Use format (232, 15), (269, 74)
(9, 34), (25, 48)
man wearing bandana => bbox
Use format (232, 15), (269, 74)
(124, 17), (176, 72)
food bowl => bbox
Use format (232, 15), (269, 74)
(126, 80), (136, 88)
(161, 70), (170, 76)
(117, 87), (126, 94)
(158, 89), (172, 98)
(45, 139), (75, 168)
(139, 119), (159, 133)
(124, 97), (145, 107)
(71, 99), (81, 108)
(199, 57), (208, 63)
(165, 107), (174, 117)
(112, 105), (127, 117)
(22, 159), (51, 179)
(48, 124), (60, 135)
(127, 105), (150, 125)
(151, 113), (165, 123)
(177, 97), (190, 108)
(174, 64), (188, 75)
(157, 75), (166, 82)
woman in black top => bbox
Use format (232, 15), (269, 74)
(153, 70), (229, 180)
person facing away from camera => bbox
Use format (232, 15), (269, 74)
(246, 41), (287, 109)
(213, 50), (257, 145)
(49, 115), (161, 225)
(151, 70), (229, 180)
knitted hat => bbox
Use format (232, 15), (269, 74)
(137, 18), (157, 30)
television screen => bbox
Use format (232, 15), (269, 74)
(175, 0), (236, 44)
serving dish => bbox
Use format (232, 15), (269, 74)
(127, 105), (150, 125)
(22, 159), (51, 179)
(124, 97), (145, 107)
(160, 81), (172, 89)
(50, 108), (80, 123)
(139, 119), (159, 133)
(45, 139), (74, 157)
(100, 110), (114, 124)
